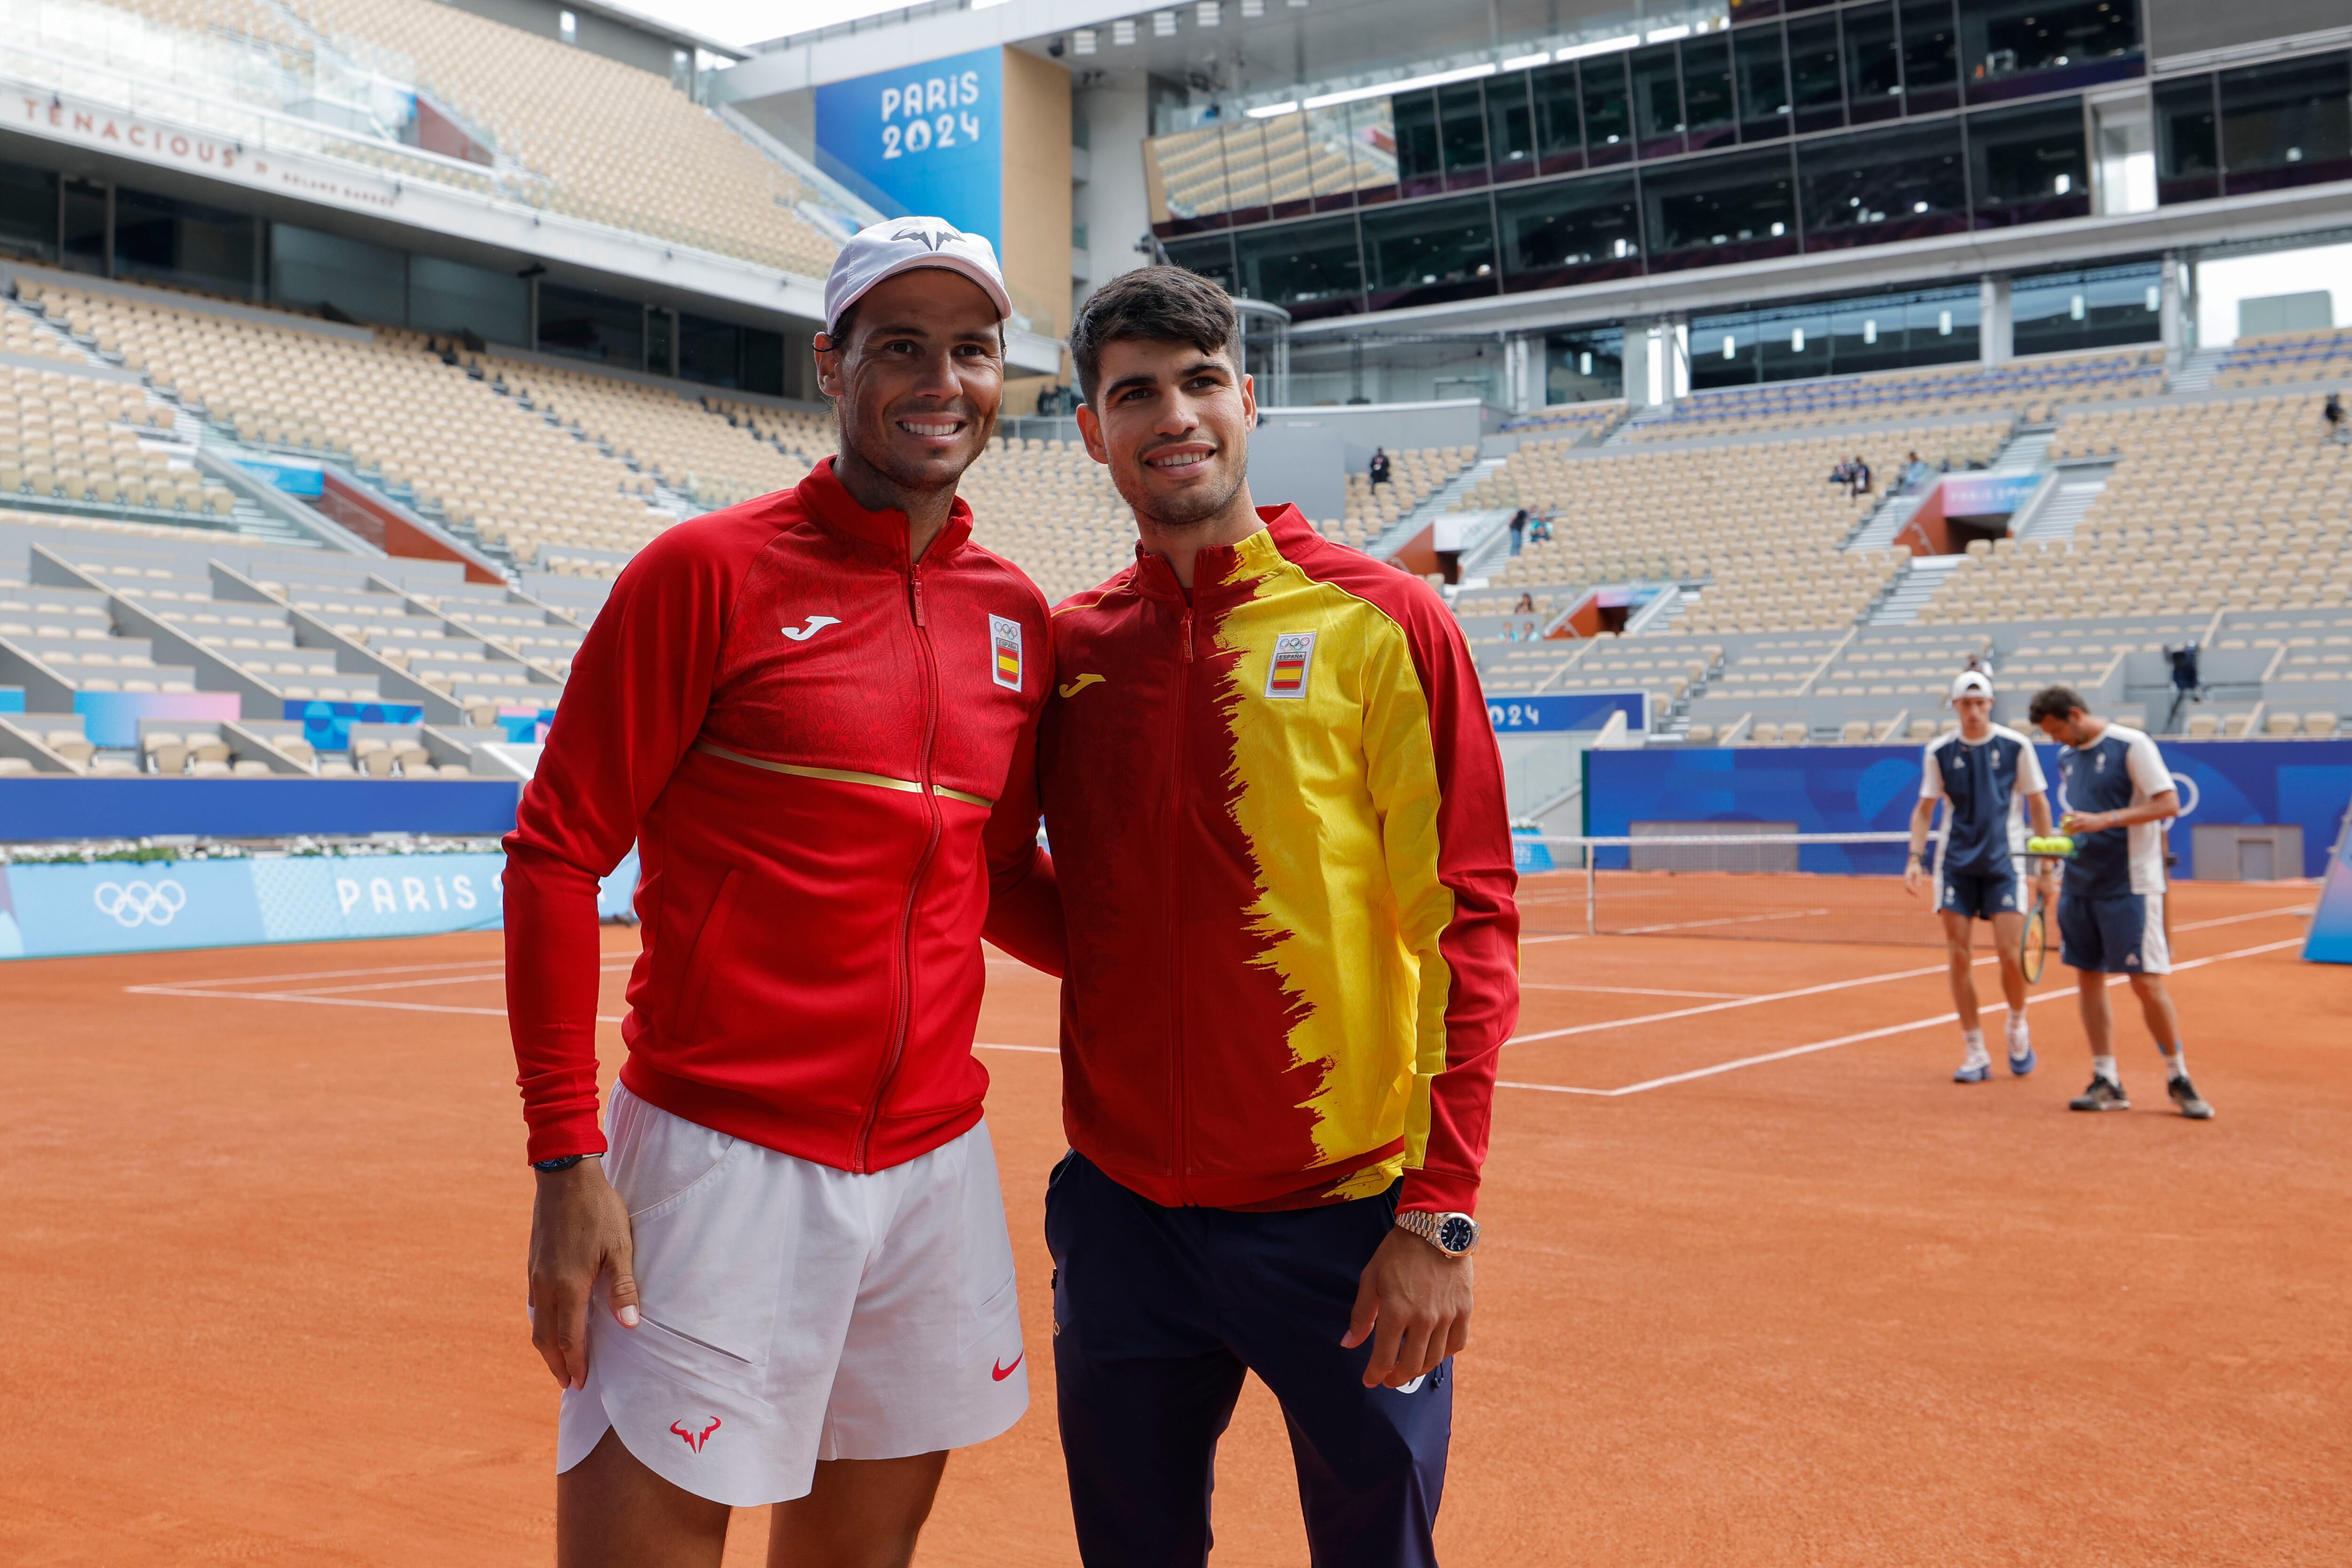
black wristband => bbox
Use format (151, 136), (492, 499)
(532, 1153), (596, 1173)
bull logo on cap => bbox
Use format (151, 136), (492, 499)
(890, 219), (962, 251)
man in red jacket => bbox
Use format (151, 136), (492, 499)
(988, 267), (1518, 1566)
(505, 218), (1049, 1567)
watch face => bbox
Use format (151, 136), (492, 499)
(1438, 1214), (1477, 1254)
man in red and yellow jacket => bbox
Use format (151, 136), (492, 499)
(988, 267), (1518, 1568)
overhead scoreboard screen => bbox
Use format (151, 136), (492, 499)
(813, 46), (1003, 253)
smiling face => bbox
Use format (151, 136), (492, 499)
(814, 268), (1002, 499)
(1075, 335), (1256, 531)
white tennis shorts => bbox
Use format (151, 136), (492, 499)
(554, 1082), (1029, 1506)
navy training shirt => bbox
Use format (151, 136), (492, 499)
(1921, 724), (2047, 877)
(2054, 724), (2175, 899)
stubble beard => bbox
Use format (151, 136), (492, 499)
(1125, 458), (1247, 533)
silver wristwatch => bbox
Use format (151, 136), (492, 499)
(1395, 1210), (1479, 1257)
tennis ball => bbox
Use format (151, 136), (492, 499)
(2028, 835), (2075, 856)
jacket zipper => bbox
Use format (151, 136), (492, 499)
(1168, 603), (1193, 1202)
(854, 564), (943, 1173)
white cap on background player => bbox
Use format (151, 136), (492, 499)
(822, 218), (1010, 339)
(1950, 670), (1994, 700)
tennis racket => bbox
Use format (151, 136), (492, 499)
(2021, 891), (2048, 984)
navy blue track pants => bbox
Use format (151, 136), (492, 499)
(1044, 1150), (1453, 1568)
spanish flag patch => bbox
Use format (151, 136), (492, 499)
(1264, 631), (1316, 700)
(990, 613), (1024, 691)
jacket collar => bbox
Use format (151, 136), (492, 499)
(1129, 503), (1311, 603)
(797, 455), (973, 567)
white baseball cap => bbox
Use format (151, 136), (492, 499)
(1951, 670), (1994, 700)
(822, 217), (1010, 339)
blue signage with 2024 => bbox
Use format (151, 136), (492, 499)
(813, 47), (1002, 252)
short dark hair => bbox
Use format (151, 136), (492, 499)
(1069, 266), (1239, 406)
(2028, 685), (2088, 724)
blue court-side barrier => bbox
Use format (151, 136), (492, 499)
(1511, 829), (1555, 875)
(0, 777), (523, 840)
(0, 845), (642, 960)
(2305, 829), (2352, 964)
(1585, 740), (2352, 880)
(0, 686), (22, 713)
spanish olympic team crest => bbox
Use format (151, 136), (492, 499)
(1265, 631), (1316, 700)
(989, 614), (1023, 691)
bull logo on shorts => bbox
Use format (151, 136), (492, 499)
(670, 1416), (722, 1453)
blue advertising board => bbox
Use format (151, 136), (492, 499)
(286, 698), (427, 751)
(1586, 740), (2352, 879)
(812, 47), (1002, 250)
(1937, 471), (2041, 517)
(2304, 824), (2352, 963)
(0, 847), (644, 959)
(234, 456), (326, 495)
(1488, 691), (1649, 734)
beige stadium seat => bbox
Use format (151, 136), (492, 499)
(2307, 712), (2341, 736)
(2265, 712), (2304, 736)
(1840, 719), (1872, 743)
(2185, 713), (2221, 739)
(1684, 724), (1714, 743)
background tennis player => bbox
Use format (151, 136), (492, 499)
(1904, 670), (2056, 1082)
(2027, 685), (2215, 1120)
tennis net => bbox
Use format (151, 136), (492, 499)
(1518, 830), (1967, 946)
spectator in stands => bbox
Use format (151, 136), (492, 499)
(2026, 685), (2214, 1120)
(1520, 619), (1538, 641)
(1368, 446), (1392, 489)
(993, 264), (1516, 1568)
(2327, 391), (2346, 445)
(1527, 514), (1553, 544)
(508, 217), (1048, 1566)
(1902, 451), (1934, 494)
(1851, 455), (1873, 499)
(1508, 506), (1529, 556)
(1512, 591), (1536, 615)
(1828, 457), (1853, 495)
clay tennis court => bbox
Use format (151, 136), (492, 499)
(5, 876), (2347, 1566)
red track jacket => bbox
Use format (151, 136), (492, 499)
(504, 459), (1050, 1170)
(994, 507), (1518, 1215)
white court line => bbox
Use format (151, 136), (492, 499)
(1507, 902), (2313, 1044)
(123, 979), (1064, 1051)
(120, 984), (628, 1024)
(147, 949), (640, 987)
(1521, 983), (1754, 999)
(1509, 963), (1953, 1044)
(1499, 936), (2309, 1098)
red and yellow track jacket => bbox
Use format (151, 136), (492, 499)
(504, 459), (1050, 1170)
(1018, 505), (1518, 1214)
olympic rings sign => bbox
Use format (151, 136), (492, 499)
(92, 879), (188, 928)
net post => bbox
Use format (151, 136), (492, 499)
(1585, 845), (1597, 936)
